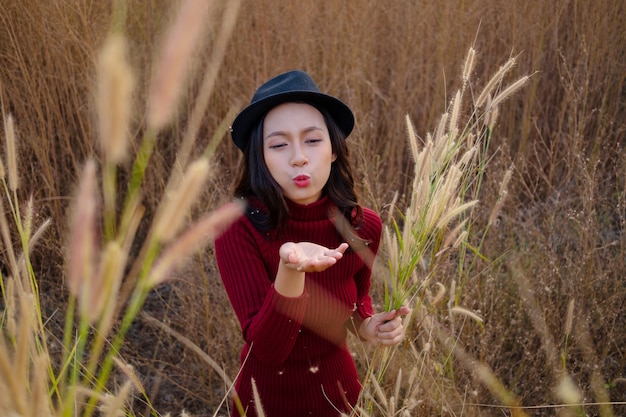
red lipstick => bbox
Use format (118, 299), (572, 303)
(293, 174), (311, 187)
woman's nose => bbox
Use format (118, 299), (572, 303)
(290, 144), (308, 166)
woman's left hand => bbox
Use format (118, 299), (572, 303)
(359, 306), (411, 346)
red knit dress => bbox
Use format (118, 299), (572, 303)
(214, 196), (382, 417)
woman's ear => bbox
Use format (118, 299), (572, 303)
(332, 153), (337, 162)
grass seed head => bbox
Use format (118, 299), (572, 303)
(448, 90), (462, 138)
(556, 374), (583, 405)
(83, 241), (126, 325)
(475, 57), (516, 107)
(462, 47), (476, 85)
(251, 378), (266, 417)
(488, 165), (513, 226)
(490, 75), (530, 109)
(148, 200), (245, 287)
(450, 306), (484, 324)
(97, 34), (134, 164)
(67, 159), (98, 298)
(153, 158), (211, 242)
(147, 0), (211, 131)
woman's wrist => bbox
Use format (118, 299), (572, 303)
(274, 259), (306, 297)
(358, 316), (374, 342)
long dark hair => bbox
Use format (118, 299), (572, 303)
(233, 103), (364, 237)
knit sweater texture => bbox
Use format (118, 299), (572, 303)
(214, 196), (382, 417)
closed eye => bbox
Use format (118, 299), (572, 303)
(268, 142), (287, 149)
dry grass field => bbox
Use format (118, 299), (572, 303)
(1, 0), (625, 416)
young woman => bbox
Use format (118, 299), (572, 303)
(215, 70), (410, 417)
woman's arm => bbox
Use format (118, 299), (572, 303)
(215, 220), (306, 364)
(215, 219), (349, 364)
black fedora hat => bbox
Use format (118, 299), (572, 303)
(230, 70), (355, 151)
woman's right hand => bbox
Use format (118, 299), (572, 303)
(279, 242), (349, 273)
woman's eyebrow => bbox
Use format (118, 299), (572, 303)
(303, 126), (324, 134)
(264, 126), (324, 141)
(264, 130), (287, 140)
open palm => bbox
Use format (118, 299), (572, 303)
(279, 242), (349, 272)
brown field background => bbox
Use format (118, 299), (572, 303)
(1, 0), (625, 416)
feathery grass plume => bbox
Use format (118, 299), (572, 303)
(452, 230), (468, 249)
(462, 47), (476, 86)
(93, 32), (128, 242)
(15, 289), (34, 393)
(490, 75), (530, 109)
(4, 277), (17, 337)
(474, 363), (529, 417)
(434, 112), (448, 148)
(448, 90), (462, 141)
(98, 380), (133, 417)
(436, 218), (468, 256)
(391, 368), (402, 415)
(251, 378), (266, 417)
(95, 241), (126, 329)
(0, 309), (22, 414)
(152, 158), (211, 243)
(488, 165), (513, 226)
(83, 241), (126, 326)
(564, 299), (575, 339)
(20, 195), (33, 243)
(146, 0), (212, 132)
(0, 343), (15, 413)
(447, 278), (456, 312)
(511, 260), (561, 370)
(450, 306), (484, 324)
(31, 354), (53, 417)
(97, 33), (134, 164)
(112, 357), (146, 395)
(174, 0), (242, 171)
(10, 290), (35, 415)
(147, 200), (244, 287)
(0, 157), (5, 180)
(428, 282), (446, 306)
(17, 217), (52, 275)
(67, 159), (98, 302)
(4, 114), (18, 191)
(435, 199), (478, 230)
(475, 57), (516, 108)
(370, 375), (389, 409)
(556, 374), (583, 405)
(484, 101), (500, 131)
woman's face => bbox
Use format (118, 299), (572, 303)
(263, 102), (336, 205)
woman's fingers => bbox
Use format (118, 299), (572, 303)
(335, 242), (350, 253)
(375, 309), (411, 345)
(280, 241), (350, 272)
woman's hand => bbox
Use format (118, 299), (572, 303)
(359, 306), (411, 346)
(279, 242), (349, 273)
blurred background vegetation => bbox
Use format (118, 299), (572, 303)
(1, 0), (625, 415)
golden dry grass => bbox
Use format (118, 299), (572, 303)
(1, 0), (625, 416)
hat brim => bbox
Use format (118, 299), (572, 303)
(230, 91), (354, 151)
